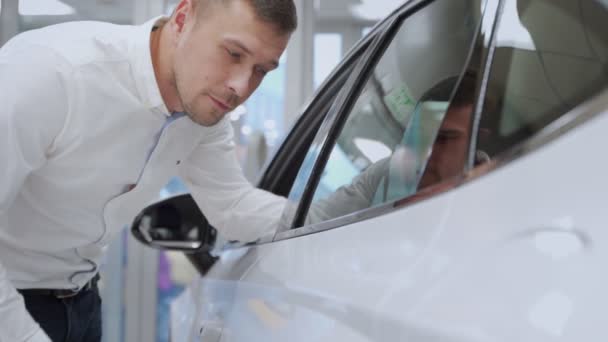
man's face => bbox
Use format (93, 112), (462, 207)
(417, 104), (473, 189)
(172, 1), (289, 126)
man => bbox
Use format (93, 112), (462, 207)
(305, 72), (494, 225)
(416, 75), (490, 190)
(0, 0), (296, 341)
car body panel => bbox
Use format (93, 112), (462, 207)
(185, 190), (456, 341)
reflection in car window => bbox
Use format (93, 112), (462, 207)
(477, 0), (608, 158)
(295, 0), (488, 226)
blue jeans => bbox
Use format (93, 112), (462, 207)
(19, 285), (102, 342)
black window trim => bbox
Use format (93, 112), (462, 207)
(466, 0), (504, 169)
(270, 39), (388, 235)
(257, 24), (382, 194)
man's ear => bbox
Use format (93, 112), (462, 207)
(172, 0), (191, 33)
(175, 12), (186, 32)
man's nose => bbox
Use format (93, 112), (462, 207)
(226, 68), (251, 98)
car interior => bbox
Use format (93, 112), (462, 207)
(293, 0), (485, 226)
(478, 0), (608, 158)
(308, 0), (608, 222)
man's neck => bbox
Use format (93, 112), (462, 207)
(150, 20), (183, 114)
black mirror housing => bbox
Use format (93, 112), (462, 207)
(130, 194), (216, 253)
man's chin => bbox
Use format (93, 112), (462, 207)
(187, 111), (223, 127)
(417, 175), (439, 190)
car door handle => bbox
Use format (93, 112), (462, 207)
(198, 322), (223, 341)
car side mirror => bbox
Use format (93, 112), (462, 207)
(130, 194), (216, 253)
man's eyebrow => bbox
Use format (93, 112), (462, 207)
(438, 128), (464, 136)
(225, 38), (279, 68)
(226, 38), (251, 55)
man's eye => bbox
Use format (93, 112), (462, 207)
(435, 132), (460, 144)
(435, 135), (450, 144)
(254, 66), (268, 76)
(226, 49), (241, 59)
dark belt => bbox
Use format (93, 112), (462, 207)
(18, 274), (100, 299)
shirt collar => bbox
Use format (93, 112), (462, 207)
(129, 16), (171, 117)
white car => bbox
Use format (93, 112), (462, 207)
(132, 0), (608, 340)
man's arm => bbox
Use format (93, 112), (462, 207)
(0, 39), (71, 342)
(304, 158), (390, 225)
(178, 118), (286, 243)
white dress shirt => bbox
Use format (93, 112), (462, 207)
(0, 17), (286, 341)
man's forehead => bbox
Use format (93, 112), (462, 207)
(441, 104), (473, 129)
(193, 0), (290, 66)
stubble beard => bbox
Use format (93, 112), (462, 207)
(173, 70), (241, 127)
(174, 79), (221, 127)
(183, 100), (222, 127)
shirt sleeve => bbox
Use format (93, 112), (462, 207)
(304, 158), (390, 225)
(179, 118), (286, 243)
(0, 39), (70, 341)
(0, 267), (51, 342)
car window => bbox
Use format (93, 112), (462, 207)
(476, 0), (608, 158)
(259, 34), (377, 197)
(288, 0), (489, 227)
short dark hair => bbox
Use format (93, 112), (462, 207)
(196, 0), (297, 34)
(419, 70), (500, 112)
(248, 0), (297, 34)
(420, 72), (476, 106)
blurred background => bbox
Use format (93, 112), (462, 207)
(0, 0), (403, 341)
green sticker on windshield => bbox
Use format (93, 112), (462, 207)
(384, 84), (416, 124)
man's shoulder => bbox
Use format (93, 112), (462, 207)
(5, 21), (137, 67)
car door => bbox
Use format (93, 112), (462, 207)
(403, 0), (608, 340)
(186, 0), (501, 341)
